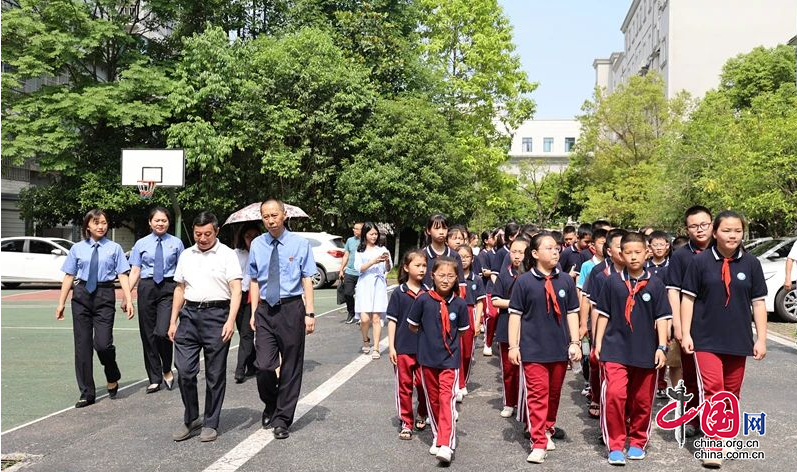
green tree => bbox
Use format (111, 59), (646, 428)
(718, 44), (796, 110)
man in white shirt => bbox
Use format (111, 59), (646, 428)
(168, 212), (242, 442)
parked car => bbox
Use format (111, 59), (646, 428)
(293, 232), (345, 289)
(0, 237), (75, 288)
(743, 237), (772, 252)
(750, 237), (797, 322)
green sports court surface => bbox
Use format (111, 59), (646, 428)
(0, 286), (343, 431)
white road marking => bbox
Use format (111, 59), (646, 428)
(2, 326), (140, 331)
(753, 326), (797, 351)
(0, 289), (53, 300)
(203, 337), (389, 472)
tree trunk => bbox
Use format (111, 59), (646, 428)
(393, 227), (401, 265)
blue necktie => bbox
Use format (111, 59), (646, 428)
(86, 243), (99, 294)
(265, 239), (281, 307)
(154, 237), (164, 284)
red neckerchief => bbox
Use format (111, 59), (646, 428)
(721, 257), (733, 306)
(427, 290), (454, 356)
(404, 284), (425, 300)
(544, 274), (562, 324)
(507, 265), (519, 295)
(689, 240), (703, 255)
(623, 272), (649, 332)
(588, 246), (596, 256)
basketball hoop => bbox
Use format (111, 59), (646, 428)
(137, 180), (156, 199)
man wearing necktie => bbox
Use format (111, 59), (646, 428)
(128, 207), (185, 394)
(248, 199), (316, 440)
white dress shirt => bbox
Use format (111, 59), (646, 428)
(174, 240), (242, 302)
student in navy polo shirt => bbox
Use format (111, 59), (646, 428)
(561, 223), (592, 278)
(491, 236), (530, 419)
(665, 205), (713, 437)
(421, 214), (465, 297)
(507, 232), (581, 464)
(680, 211), (767, 469)
(562, 225), (577, 249)
(495, 222), (522, 277)
(456, 244), (486, 402)
(583, 228), (627, 418)
(387, 249), (428, 440)
(595, 232), (671, 465)
(645, 230), (671, 280)
(483, 226), (511, 356)
(408, 256), (469, 465)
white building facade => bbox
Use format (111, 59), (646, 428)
(504, 119), (581, 176)
(594, 0), (797, 98)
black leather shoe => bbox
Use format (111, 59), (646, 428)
(75, 398), (95, 408)
(273, 426), (289, 439)
(146, 384), (160, 394)
(262, 407), (275, 428)
(108, 383), (119, 399)
(235, 375), (245, 384)
(345, 313), (356, 324)
(551, 427), (566, 439)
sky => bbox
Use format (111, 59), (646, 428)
(498, 0), (631, 119)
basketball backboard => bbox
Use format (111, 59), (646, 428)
(121, 149), (185, 187)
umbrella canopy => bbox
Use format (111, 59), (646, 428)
(223, 202), (309, 226)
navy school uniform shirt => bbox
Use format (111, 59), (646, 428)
(578, 247), (594, 271)
(386, 284), (425, 356)
(596, 269), (672, 369)
(128, 232), (184, 278)
(508, 268), (580, 363)
(477, 248), (495, 292)
(491, 246), (509, 273)
(680, 247), (766, 357)
(492, 264), (520, 343)
(462, 271), (487, 307)
(421, 245), (465, 291)
(664, 240), (705, 291)
(62, 237), (130, 282)
(586, 260), (617, 306)
(645, 257), (669, 281)
(407, 291), (470, 369)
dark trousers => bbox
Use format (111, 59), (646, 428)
(343, 274), (358, 316)
(255, 298), (306, 429)
(235, 295), (256, 377)
(137, 278), (175, 385)
(71, 284), (121, 400)
(174, 304), (231, 429)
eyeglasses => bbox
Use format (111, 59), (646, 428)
(686, 222), (711, 231)
(434, 274), (458, 281)
(650, 243), (668, 249)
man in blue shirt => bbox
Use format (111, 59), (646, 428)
(248, 199), (316, 440)
(338, 222), (362, 324)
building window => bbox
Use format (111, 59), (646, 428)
(564, 137), (576, 152)
(543, 137), (553, 152)
(521, 137), (533, 153)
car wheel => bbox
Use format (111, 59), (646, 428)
(1, 282), (21, 289)
(775, 287), (797, 323)
(312, 265), (326, 290)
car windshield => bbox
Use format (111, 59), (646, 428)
(331, 237), (345, 249)
(748, 239), (784, 257)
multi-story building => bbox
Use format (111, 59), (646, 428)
(504, 119), (581, 177)
(594, 0), (797, 98)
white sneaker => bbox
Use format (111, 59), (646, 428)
(527, 448), (547, 464)
(500, 406), (515, 418)
(545, 431), (556, 451)
(429, 444), (439, 455)
(456, 391), (464, 403)
(483, 345), (493, 356)
(426, 416), (431, 425)
(435, 445), (453, 464)
(454, 409), (459, 422)
(461, 387), (469, 396)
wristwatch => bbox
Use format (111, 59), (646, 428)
(657, 344), (668, 354)
(306, 312), (316, 318)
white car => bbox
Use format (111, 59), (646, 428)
(294, 232), (345, 289)
(0, 237), (75, 288)
(751, 237), (797, 322)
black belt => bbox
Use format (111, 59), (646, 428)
(259, 295), (302, 306)
(142, 277), (174, 283)
(185, 300), (230, 308)
(77, 281), (115, 288)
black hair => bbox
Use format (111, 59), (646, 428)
(638, 225), (655, 235)
(712, 210), (745, 233)
(480, 230), (491, 249)
(456, 243), (474, 257)
(672, 235), (689, 249)
(620, 232), (647, 249)
(592, 228), (609, 242)
(193, 211), (219, 229)
(235, 221), (262, 250)
(576, 223), (593, 240)
(604, 228), (628, 258)
(550, 230), (564, 246)
(447, 224), (468, 241)
(648, 230), (669, 244)
(357, 221), (381, 252)
(431, 256), (460, 294)
(521, 224), (538, 237)
(82, 208), (108, 240)
(684, 205), (712, 226)
(504, 222), (520, 241)
(148, 206), (171, 223)
(425, 213), (450, 245)
(563, 225), (576, 235)
(592, 220), (612, 231)
(523, 231), (555, 272)
(492, 228), (505, 250)
(398, 248), (426, 285)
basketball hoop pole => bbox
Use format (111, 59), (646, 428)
(168, 188), (183, 240)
